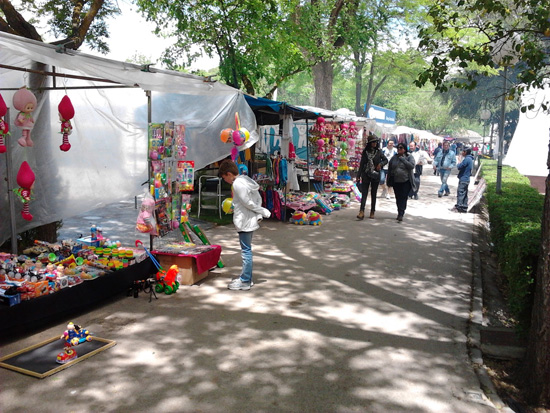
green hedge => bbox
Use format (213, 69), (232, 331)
(481, 160), (544, 333)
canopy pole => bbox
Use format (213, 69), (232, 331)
(306, 119), (311, 193)
(4, 109), (18, 254)
(145, 90), (154, 252)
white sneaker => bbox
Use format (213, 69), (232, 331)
(385, 193), (391, 200)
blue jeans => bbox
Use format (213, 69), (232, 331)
(380, 169), (387, 185)
(456, 181), (469, 211)
(239, 231), (253, 283)
(438, 169), (451, 195)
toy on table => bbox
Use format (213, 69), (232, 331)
(12, 87), (37, 147)
(56, 322), (92, 364)
(58, 95), (75, 152)
(14, 161), (35, 221)
(0, 93), (9, 154)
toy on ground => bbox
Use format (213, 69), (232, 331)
(14, 161), (35, 221)
(290, 211), (307, 225)
(155, 264), (180, 295)
(0, 93), (9, 153)
(58, 95), (75, 152)
(307, 210), (322, 226)
(12, 87), (37, 147)
(56, 322), (92, 364)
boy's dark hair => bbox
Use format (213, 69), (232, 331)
(218, 159), (239, 177)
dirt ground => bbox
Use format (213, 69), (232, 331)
(476, 202), (549, 413)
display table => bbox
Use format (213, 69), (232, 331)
(0, 258), (156, 338)
(152, 245), (222, 285)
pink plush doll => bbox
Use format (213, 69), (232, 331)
(15, 161), (36, 221)
(13, 87), (37, 147)
(58, 95), (75, 152)
(0, 93), (9, 153)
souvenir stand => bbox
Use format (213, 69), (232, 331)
(243, 95), (320, 222)
(0, 32), (256, 336)
(142, 121), (222, 286)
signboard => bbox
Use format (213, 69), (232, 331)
(366, 104), (396, 125)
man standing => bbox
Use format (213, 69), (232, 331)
(451, 147), (474, 213)
(408, 141), (430, 200)
(380, 140), (397, 199)
(434, 141), (457, 197)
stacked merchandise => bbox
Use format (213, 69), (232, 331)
(0, 238), (147, 307)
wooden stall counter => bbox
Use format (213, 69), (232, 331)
(152, 245), (222, 285)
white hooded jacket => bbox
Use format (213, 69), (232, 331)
(232, 175), (271, 232)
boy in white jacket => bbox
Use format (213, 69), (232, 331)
(219, 159), (271, 290)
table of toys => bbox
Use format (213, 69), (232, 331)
(0, 239), (156, 336)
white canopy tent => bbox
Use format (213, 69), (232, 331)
(504, 84), (550, 177)
(390, 125), (444, 142)
(0, 32), (258, 246)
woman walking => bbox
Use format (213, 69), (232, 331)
(387, 143), (416, 222)
(356, 133), (388, 220)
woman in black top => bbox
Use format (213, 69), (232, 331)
(357, 133), (388, 220)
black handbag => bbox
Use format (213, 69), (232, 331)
(368, 170), (380, 180)
(387, 172), (395, 187)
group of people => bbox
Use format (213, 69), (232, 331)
(356, 134), (475, 223)
(217, 136), (475, 291)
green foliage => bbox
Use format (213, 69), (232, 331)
(415, 0), (550, 110)
(482, 160), (544, 333)
(2, 0), (120, 52)
(135, 0), (308, 95)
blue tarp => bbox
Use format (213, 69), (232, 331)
(244, 95), (319, 125)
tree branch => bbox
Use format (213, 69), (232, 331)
(0, 0), (42, 41)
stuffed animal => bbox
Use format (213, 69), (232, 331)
(12, 87), (37, 147)
(58, 95), (75, 152)
(15, 161), (35, 221)
(0, 93), (9, 153)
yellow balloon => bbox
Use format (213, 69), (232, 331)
(222, 198), (234, 214)
(239, 128), (250, 142)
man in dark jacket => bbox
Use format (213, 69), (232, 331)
(452, 147), (474, 213)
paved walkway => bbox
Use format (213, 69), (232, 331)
(0, 173), (501, 412)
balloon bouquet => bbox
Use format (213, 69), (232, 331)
(220, 112), (250, 161)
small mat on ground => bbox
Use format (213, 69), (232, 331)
(0, 336), (116, 378)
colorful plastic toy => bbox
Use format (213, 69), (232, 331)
(307, 211), (322, 226)
(155, 264), (179, 295)
(58, 95), (75, 152)
(290, 211), (307, 225)
(0, 93), (9, 153)
(56, 322), (92, 364)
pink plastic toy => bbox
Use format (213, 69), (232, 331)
(12, 87), (37, 147)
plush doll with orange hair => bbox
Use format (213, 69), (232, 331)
(15, 161), (35, 221)
(58, 95), (75, 151)
(0, 93), (9, 154)
(13, 87), (37, 147)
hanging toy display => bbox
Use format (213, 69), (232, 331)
(0, 93), (9, 154)
(15, 161), (36, 221)
(12, 87), (37, 148)
(58, 95), (75, 152)
(220, 112), (250, 161)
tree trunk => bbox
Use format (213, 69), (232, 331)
(522, 141), (550, 407)
(313, 59), (333, 110)
(354, 51), (364, 116)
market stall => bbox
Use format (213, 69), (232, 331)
(0, 32), (248, 331)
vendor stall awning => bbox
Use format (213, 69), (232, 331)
(244, 95), (319, 125)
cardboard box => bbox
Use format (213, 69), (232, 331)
(155, 254), (209, 285)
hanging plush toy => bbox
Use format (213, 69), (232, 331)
(15, 161), (36, 221)
(12, 87), (37, 147)
(0, 93), (9, 154)
(58, 95), (75, 152)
